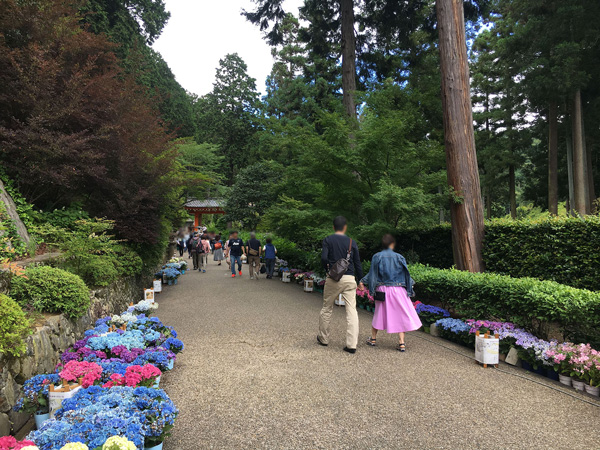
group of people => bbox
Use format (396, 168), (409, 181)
(318, 216), (422, 354)
(175, 229), (278, 279)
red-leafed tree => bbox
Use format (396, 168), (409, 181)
(0, 0), (177, 244)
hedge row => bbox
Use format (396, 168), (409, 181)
(483, 216), (600, 291)
(410, 264), (600, 347)
(371, 216), (600, 291)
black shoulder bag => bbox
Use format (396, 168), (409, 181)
(328, 239), (352, 282)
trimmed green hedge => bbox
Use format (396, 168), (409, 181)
(410, 264), (600, 347)
(483, 216), (600, 291)
(11, 266), (90, 319)
(0, 294), (31, 357)
(379, 217), (600, 291)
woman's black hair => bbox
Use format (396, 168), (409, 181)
(382, 234), (396, 248)
(266, 237), (272, 244)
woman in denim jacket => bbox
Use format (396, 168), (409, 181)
(359, 234), (422, 351)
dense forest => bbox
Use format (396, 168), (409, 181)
(1, 0), (599, 269)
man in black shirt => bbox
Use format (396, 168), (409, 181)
(226, 231), (245, 278)
(246, 232), (262, 280)
(318, 216), (363, 354)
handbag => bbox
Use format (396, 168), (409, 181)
(374, 291), (386, 302)
(328, 239), (352, 282)
(249, 248), (259, 256)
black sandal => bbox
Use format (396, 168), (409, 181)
(397, 343), (406, 352)
(366, 338), (377, 346)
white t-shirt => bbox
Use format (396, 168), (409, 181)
(262, 245), (277, 251)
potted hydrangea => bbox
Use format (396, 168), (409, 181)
(102, 436), (137, 450)
(0, 437), (38, 450)
(14, 374), (60, 428)
(415, 304), (450, 333)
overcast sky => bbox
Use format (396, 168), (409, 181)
(152, 0), (304, 97)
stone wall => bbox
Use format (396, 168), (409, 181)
(0, 275), (150, 437)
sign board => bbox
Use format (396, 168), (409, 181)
(49, 383), (82, 418)
(144, 289), (155, 303)
(304, 279), (314, 292)
(153, 279), (162, 293)
(282, 272), (291, 283)
(475, 334), (499, 366)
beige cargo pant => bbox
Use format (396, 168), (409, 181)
(318, 275), (358, 349)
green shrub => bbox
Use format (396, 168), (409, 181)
(361, 224), (454, 267)
(0, 293), (31, 357)
(410, 264), (600, 346)
(483, 216), (600, 291)
(379, 217), (600, 291)
(56, 219), (143, 286)
(11, 266), (90, 319)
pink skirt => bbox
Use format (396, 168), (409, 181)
(372, 285), (422, 333)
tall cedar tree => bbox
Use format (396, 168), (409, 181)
(0, 0), (176, 244)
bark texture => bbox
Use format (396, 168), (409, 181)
(572, 89), (588, 215)
(340, 0), (357, 120)
(548, 101), (558, 215)
(436, 0), (484, 272)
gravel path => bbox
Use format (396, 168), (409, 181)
(158, 261), (600, 449)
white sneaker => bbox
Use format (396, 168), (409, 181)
(250, 277), (254, 280)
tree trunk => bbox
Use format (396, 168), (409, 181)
(486, 187), (492, 220)
(436, 0), (485, 273)
(548, 101), (558, 215)
(340, 0), (357, 120)
(566, 128), (575, 216)
(572, 89), (588, 215)
(509, 164), (517, 219)
(583, 117), (596, 211)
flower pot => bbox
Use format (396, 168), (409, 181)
(145, 444), (163, 450)
(558, 374), (572, 387)
(534, 366), (546, 376)
(167, 359), (175, 370)
(181, 270), (186, 275)
(359, 304), (365, 310)
(34, 412), (50, 429)
(174, 278), (178, 285)
(546, 369), (559, 381)
(423, 326), (430, 334)
(584, 384), (600, 397)
(521, 361), (532, 372)
(153, 376), (161, 388)
(572, 379), (585, 391)
(167, 280), (173, 286)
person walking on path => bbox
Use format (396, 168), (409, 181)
(213, 234), (225, 266)
(226, 231), (245, 278)
(176, 233), (186, 257)
(189, 233), (203, 270)
(200, 234), (211, 273)
(186, 232), (193, 259)
(263, 238), (277, 279)
(359, 234), (422, 352)
(246, 232), (262, 280)
(318, 216), (363, 354)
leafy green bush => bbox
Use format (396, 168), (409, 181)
(410, 264), (600, 346)
(11, 266), (90, 319)
(483, 216), (600, 291)
(377, 217), (600, 291)
(49, 218), (143, 286)
(0, 293), (31, 357)
(360, 224), (454, 267)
